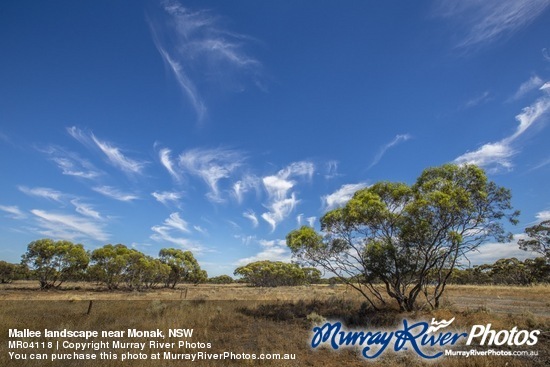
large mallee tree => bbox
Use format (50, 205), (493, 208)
(287, 164), (518, 311)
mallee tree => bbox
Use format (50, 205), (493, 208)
(21, 239), (89, 289)
(518, 220), (550, 260)
(234, 260), (321, 287)
(287, 164), (518, 311)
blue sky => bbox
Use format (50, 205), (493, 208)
(1, 0), (549, 276)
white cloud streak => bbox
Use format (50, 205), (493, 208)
(155, 46), (207, 120)
(455, 88), (550, 171)
(235, 238), (290, 266)
(152, 191), (182, 206)
(454, 142), (516, 172)
(243, 210), (259, 228)
(148, 0), (262, 121)
(260, 161), (315, 231)
(164, 212), (191, 233)
(232, 174), (260, 204)
(464, 91), (491, 109)
(435, 0), (550, 49)
(510, 75), (544, 101)
(93, 186), (139, 202)
(43, 146), (102, 179)
(297, 214), (316, 227)
(91, 135), (146, 175)
(67, 126), (147, 175)
(179, 147), (244, 203)
(150, 212), (202, 252)
(261, 195), (299, 232)
(535, 211), (550, 222)
(323, 183), (368, 211)
(159, 148), (180, 181)
(70, 199), (102, 220)
(0, 205), (27, 219)
(369, 134), (411, 169)
(31, 209), (109, 242)
(18, 186), (64, 202)
(67, 126), (91, 146)
(325, 160), (340, 179)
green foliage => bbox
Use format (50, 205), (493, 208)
(89, 244), (174, 290)
(449, 257), (550, 285)
(5, 241), (205, 291)
(89, 244), (134, 289)
(21, 239), (89, 289)
(141, 257), (171, 289)
(0, 261), (17, 283)
(234, 260), (316, 287)
(489, 258), (531, 285)
(518, 220), (550, 260)
(208, 275), (234, 284)
(524, 257), (550, 283)
(287, 164), (518, 311)
(159, 248), (205, 288)
(303, 267), (322, 284)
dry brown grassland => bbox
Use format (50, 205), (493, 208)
(0, 282), (548, 366)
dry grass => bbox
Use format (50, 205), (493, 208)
(0, 282), (548, 366)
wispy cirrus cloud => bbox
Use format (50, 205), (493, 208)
(232, 174), (260, 204)
(67, 126), (91, 146)
(454, 83), (550, 172)
(369, 134), (411, 169)
(162, 212), (191, 233)
(454, 142), (515, 171)
(148, 0), (263, 121)
(322, 183), (368, 211)
(235, 238), (290, 266)
(67, 126), (147, 175)
(261, 195), (299, 232)
(93, 186), (139, 202)
(535, 210), (550, 222)
(434, 0), (550, 49)
(261, 161), (314, 231)
(0, 205), (27, 219)
(464, 91), (491, 109)
(70, 199), (102, 220)
(159, 148), (180, 181)
(18, 186), (64, 203)
(150, 212), (203, 252)
(179, 147), (245, 203)
(42, 146), (102, 179)
(155, 47), (206, 120)
(325, 160), (340, 179)
(297, 213), (316, 227)
(31, 209), (109, 242)
(455, 85), (550, 171)
(509, 75), (544, 101)
(91, 136), (146, 175)
(152, 191), (182, 206)
(243, 210), (259, 228)
(530, 156), (550, 171)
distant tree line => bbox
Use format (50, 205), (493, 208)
(3, 220), (550, 291)
(448, 257), (549, 285)
(234, 260), (321, 287)
(3, 239), (207, 290)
